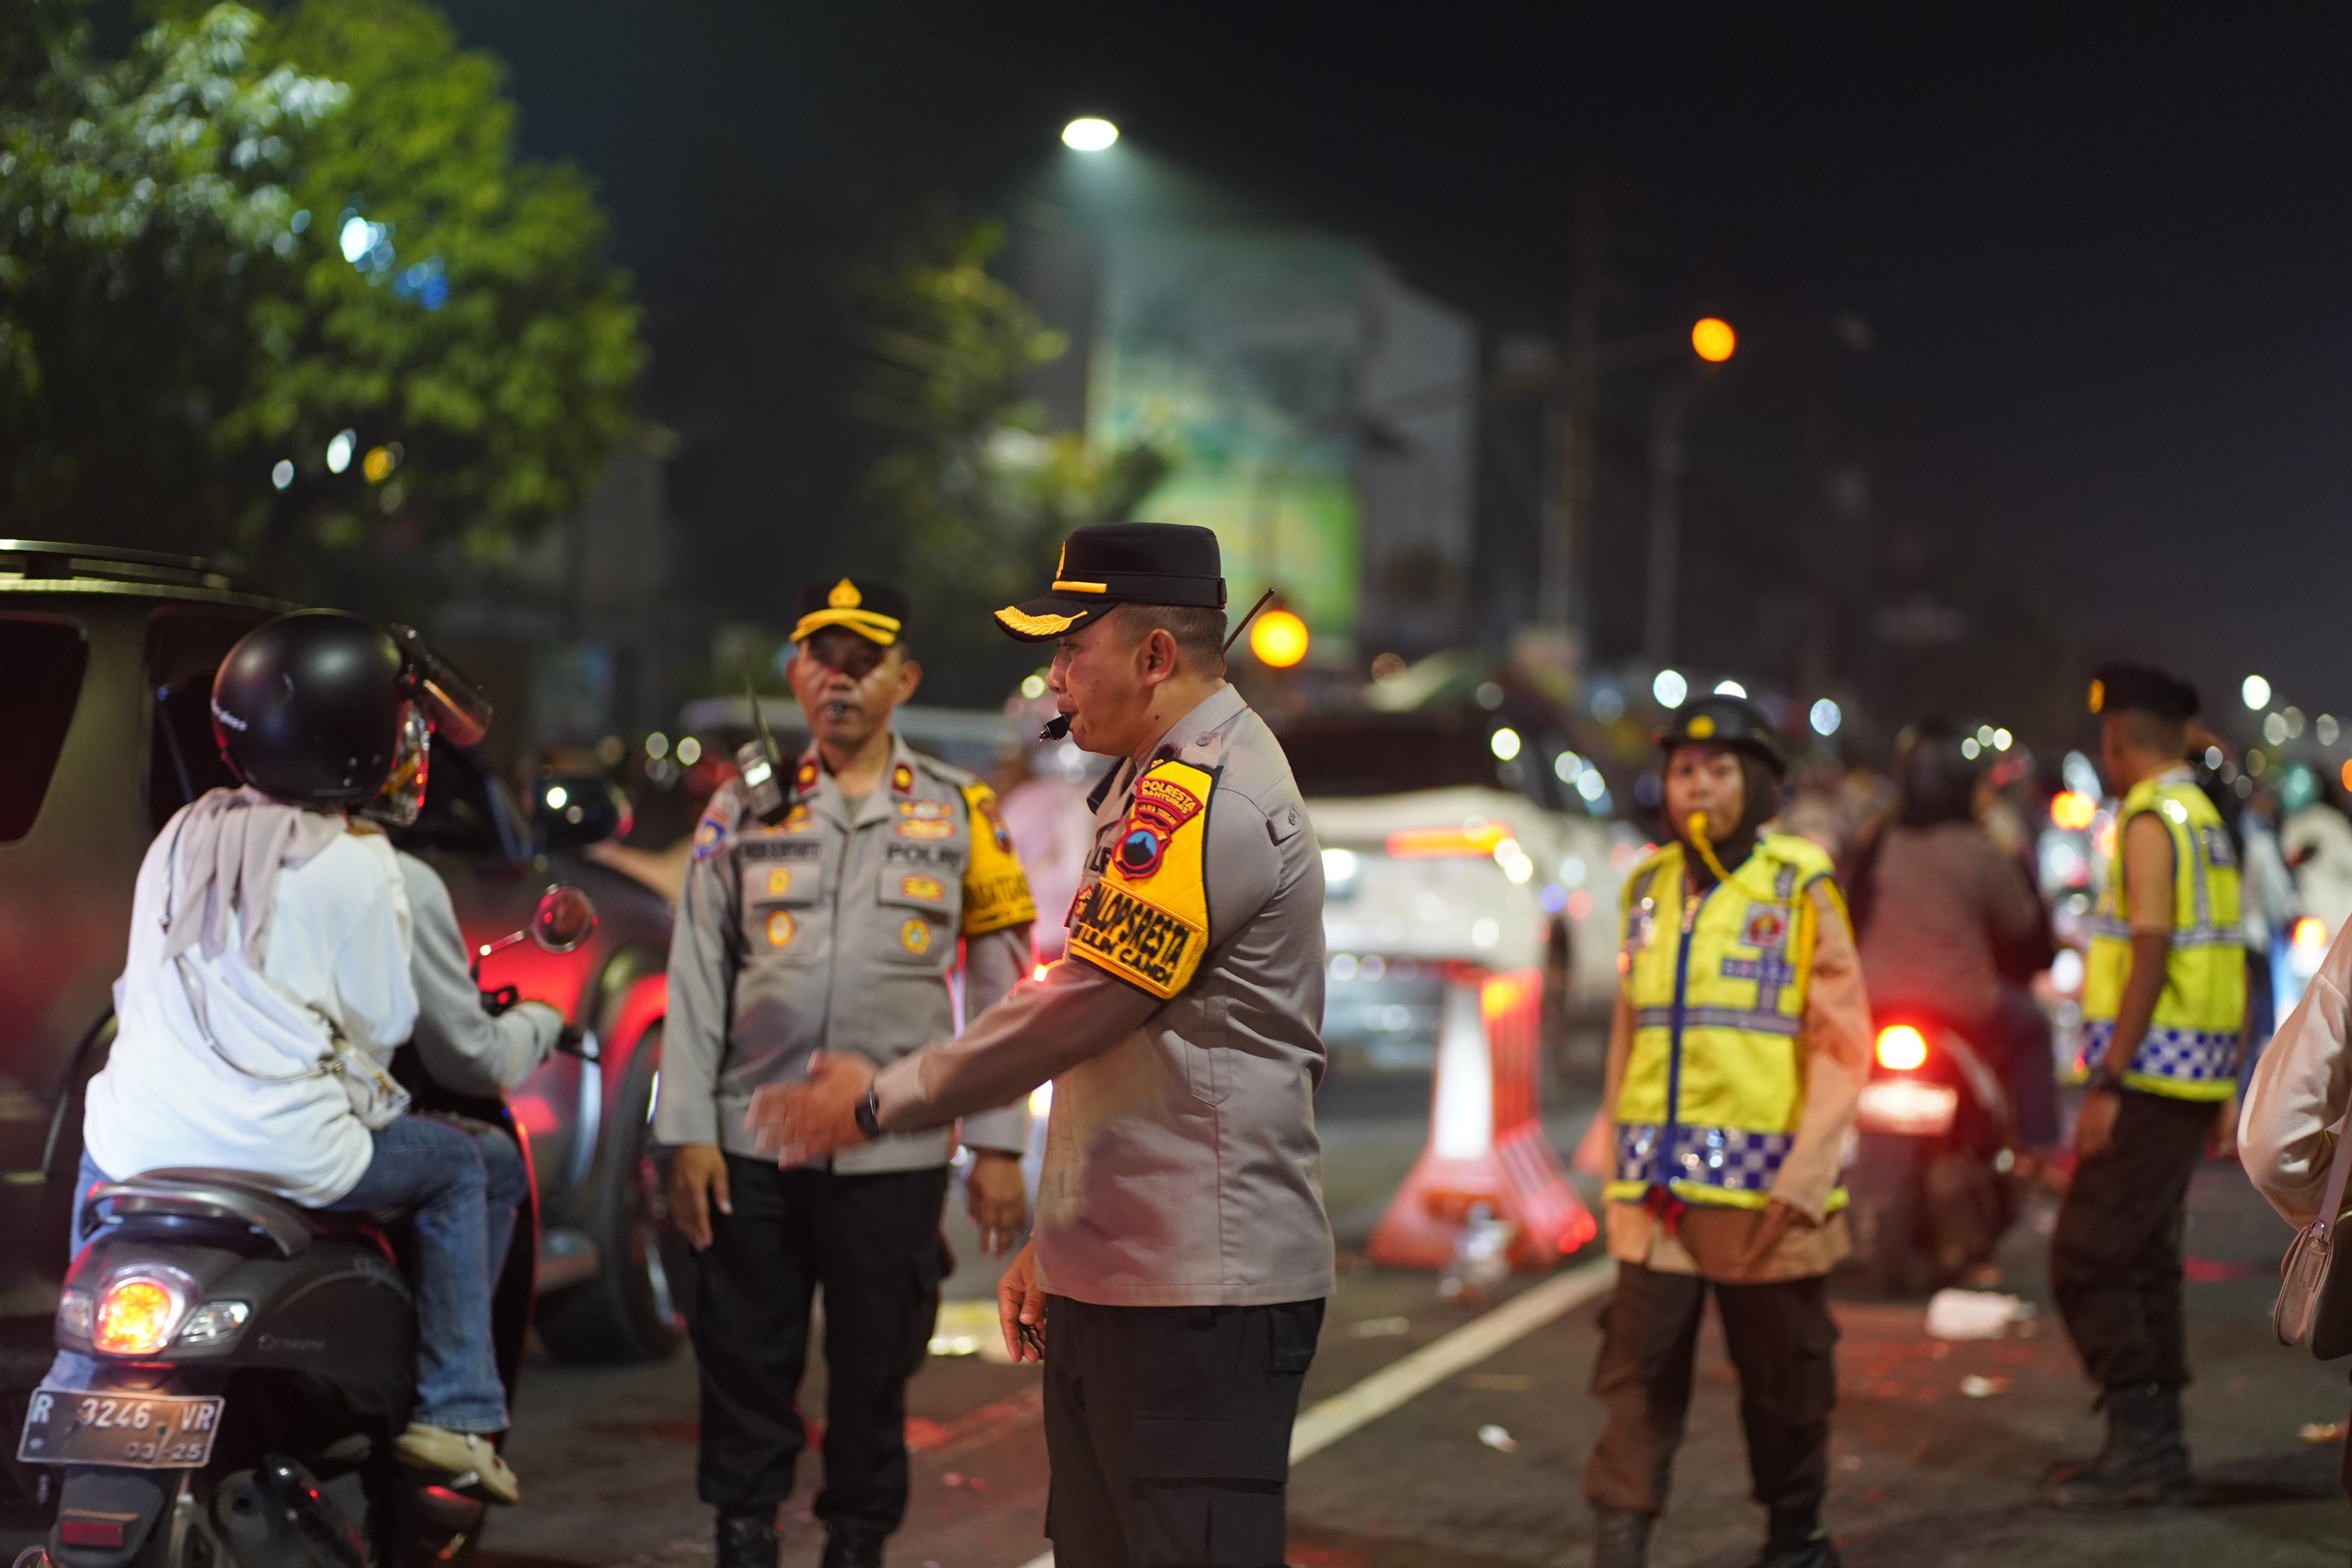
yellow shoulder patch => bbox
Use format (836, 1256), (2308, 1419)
(959, 781), (1036, 937)
(1067, 759), (1213, 999)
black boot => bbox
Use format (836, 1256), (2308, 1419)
(715, 1507), (780, 1568)
(820, 1524), (885, 1568)
(1590, 1506), (1653, 1568)
(2039, 1380), (2194, 1509)
(1752, 1505), (1841, 1567)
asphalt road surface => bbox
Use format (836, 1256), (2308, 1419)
(3, 1066), (2341, 1566)
(472, 1073), (2352, 1568)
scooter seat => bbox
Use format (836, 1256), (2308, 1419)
(90, 1169), (387, 1259)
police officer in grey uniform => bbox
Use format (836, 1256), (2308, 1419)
(655, 578), (1039, 1568)
(752, 523), (1334, 1568)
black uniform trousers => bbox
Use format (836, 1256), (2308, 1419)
(1042, 1294), (1325, 1568)
(2051, 1089), (2216, 1390)
(1585, 1262), (1839, 1517)
(687, 1155), (949, 1535)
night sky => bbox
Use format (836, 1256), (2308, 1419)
(442, 2), (2352, 723)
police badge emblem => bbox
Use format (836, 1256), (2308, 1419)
(1743, 907), (1788, 949)
(1116, 772), (1206, 880)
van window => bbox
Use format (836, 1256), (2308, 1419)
(0, 617), (90, 842)
(146, 609), (267, 831)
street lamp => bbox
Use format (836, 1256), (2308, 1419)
(1690, 317), (1736, 363)
(2243, 674), (2272, 711)
(1062, 117), (1119, 152)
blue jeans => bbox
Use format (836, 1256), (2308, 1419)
(50, 1116), (526, 1433)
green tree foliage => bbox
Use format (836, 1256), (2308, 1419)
(0, 1), (641, 590)
(849, 205), (1166, 699)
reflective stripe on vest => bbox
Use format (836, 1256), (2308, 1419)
(1607, 833), (1846, 1211)
(2081, 777), (2246, 1103)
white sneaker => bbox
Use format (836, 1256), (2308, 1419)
(395, 1423), (520, 1505)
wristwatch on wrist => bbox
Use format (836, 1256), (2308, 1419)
(2084, 1063), (2125, 1095)
(853, 1086), (883, 1141)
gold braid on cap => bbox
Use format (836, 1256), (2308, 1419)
(995, 604), (1082, 637)
(791, 607), (901, 643)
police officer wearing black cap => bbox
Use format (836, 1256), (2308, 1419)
(750, 523), (1335, 1568)
(1577, 694), (1869, 1568)
(654, 578), (1040, 1568)
(2041, 664), (2245, 1509)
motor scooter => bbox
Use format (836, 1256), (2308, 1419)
(1846, 1012), (2018, 1296)
(15, 886), (601, 1568)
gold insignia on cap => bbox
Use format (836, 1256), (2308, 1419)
(996, 604), (1082, 637)
(1688, 714), (1717, 739)
(828, 578), (862, 609)
(2087, 678), (2105, 714)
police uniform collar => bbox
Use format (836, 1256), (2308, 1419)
(797, 732), (919, 829)
(1135, 684), (1246, 769)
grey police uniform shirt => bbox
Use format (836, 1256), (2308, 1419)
(873, 683), (1334, 1308)
(396, 851), (565, 1093)
(654, 735), (1033, 1171)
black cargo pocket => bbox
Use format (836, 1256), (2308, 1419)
(902, 1229), (953, 1377)
(1268, 1298), (1325, 1377)
(1127, 1415), (1291, 1567)
(1129, 1414), (1292, 1483)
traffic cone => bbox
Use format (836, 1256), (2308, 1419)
(1365, 966), (1597, 1271)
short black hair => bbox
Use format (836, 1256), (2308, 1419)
(1116, 603), (1226, 674)
(2108, 708), (2186, 760)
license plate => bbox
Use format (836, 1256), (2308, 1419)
(16, 1388), (224, 1469)
(1856, 1078), (1960, 1137)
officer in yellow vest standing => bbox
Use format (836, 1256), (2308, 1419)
(2041, 664), (2245, 1509)
(1580, 695), (1870, 1568)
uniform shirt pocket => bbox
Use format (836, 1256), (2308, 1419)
(875, 858), (960, 969)
(1184, 994), (1232, 1105)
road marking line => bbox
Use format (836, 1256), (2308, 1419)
(1009, 1256), (1616, 1568)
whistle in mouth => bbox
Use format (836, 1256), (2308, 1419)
(1038, 713), (1073, 742)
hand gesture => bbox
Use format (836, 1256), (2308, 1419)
(745, 1051), (877, 1166)
(997, 1240), (1047, 1363)
(967, 1150), (1029, 1257)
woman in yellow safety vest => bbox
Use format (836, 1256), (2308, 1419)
(1578, 694), (1870, 1568)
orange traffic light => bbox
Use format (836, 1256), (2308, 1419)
(1691, 317), (1736, 363)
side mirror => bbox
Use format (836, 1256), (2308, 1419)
(532, 885), (598, 953)
(534, 774), (633, 850)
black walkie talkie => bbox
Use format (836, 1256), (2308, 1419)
(736, 680), (793, 826)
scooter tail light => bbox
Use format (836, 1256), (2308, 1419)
(92, 1275), (185, 1356)
(1875, 1024), (1929, 1072)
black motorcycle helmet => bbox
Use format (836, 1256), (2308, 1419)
(211, 611), (492, 809)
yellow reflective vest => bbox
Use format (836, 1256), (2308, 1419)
(2081, 774), (2245, 1102)
(1608, 832), (1846, 1212)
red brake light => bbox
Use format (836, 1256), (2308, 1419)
(93, 1276), (181, 1356)
(2050, 791), (2098, 831)
(1875, 1025), (1929, 1072)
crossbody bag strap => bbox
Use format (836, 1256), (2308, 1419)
(2317, 1107), (2352, 1241)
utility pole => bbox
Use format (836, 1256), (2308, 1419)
(1643, 380), (1690, 668)
(1543, 178), (1606, 639)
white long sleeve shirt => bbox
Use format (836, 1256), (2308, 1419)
(84, 822), (418, 1206)
(2243, 915), (2352, 1229)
